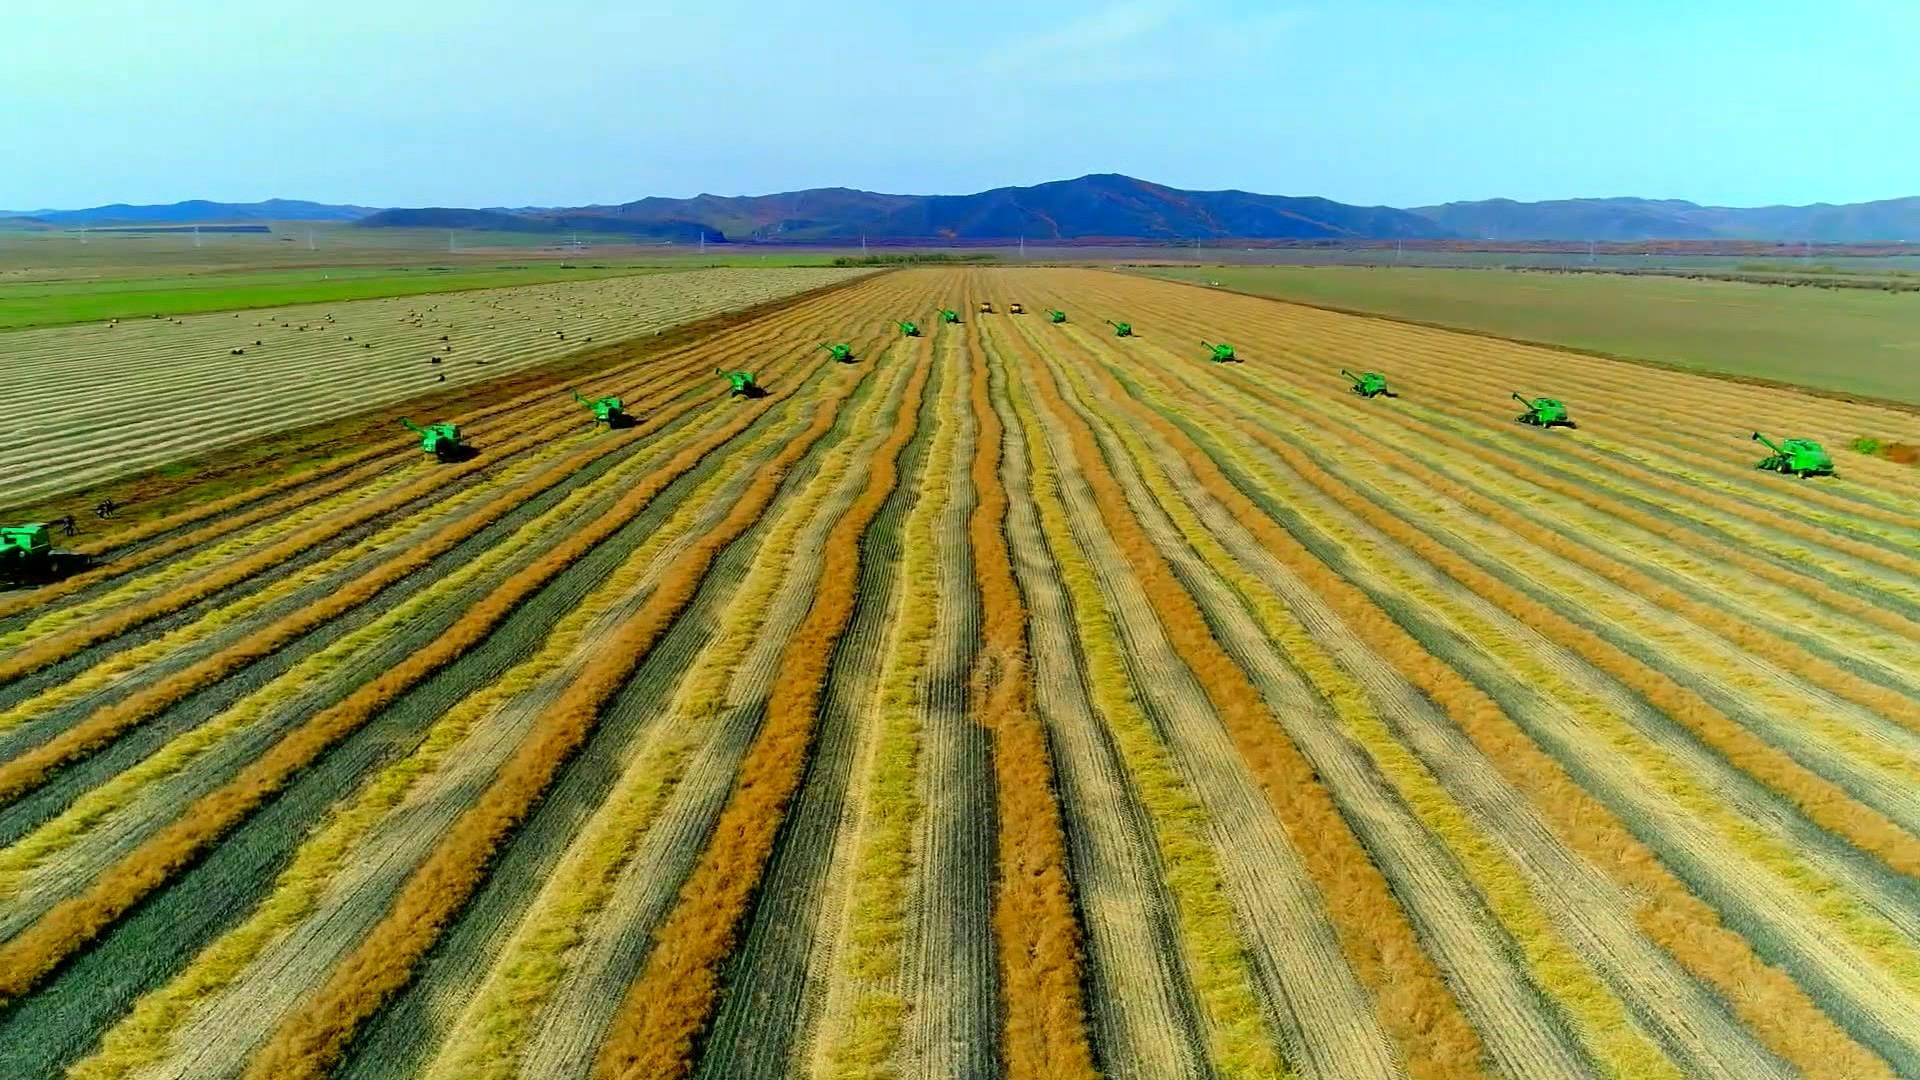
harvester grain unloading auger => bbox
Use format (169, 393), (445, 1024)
(1511, 392), (1576, 429)
(939, 308), (961, 325)
(1203, 341), (1239, 363)
(1752, 431), (1835, 478)
(400, 417), (466, 460)
(896, 320), (920, 337)
(820, 342), (855, 363)
(1106, 319), (1133, 337)
(1343, 369), (1395, 397)
(1047, 309), (1067, 323)
(572, 388), (631, 429)
(718, 368), (763, 398)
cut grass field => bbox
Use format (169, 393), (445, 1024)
(0, 265), (869, 507)
(1, 266), (1918, 1079)
(1144, 264), (1920, 405)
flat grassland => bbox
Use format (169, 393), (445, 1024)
(1146, 264), (1920, 404)
(0, 266), (868, 507)
(1, 267), (1919, 1080)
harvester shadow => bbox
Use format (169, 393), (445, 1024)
(737, 384), (769, 400)
(605, 412), (637, 431)
(437, 444), (480, 464)
(1, 553), (96, 591)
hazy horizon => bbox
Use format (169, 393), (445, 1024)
(6, 0), (1916, 211)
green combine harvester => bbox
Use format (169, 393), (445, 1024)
(1343, 369), (1394, 398)
(0, 524), (51, 583)
(896, 320), (920, 337)
(939, 309), (960, 324)
(1752, 432), (1834, 477)
(1106, 320), (1133, 338)
(1203, 341), (1238, 363)
(820, 342), (855, 363)
(718, 368), (761, 397)
(572, 389), (630, 428)
(401, 418), (465, 460)
(1047, 309), (1067, 323)
(1511, 392), (1576, 429)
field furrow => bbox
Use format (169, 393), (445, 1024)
(2, 265), (1914, 1080)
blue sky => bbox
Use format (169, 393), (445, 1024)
(4, 0), (1915, 210)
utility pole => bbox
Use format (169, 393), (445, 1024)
(448, 230), (456, 253)
(861, 232), (867, 256)
(699, 230), (706, 255)
(308, 228), (316, 251)
(193, 224), (202, 249)
(1019, 234), (1025, 259)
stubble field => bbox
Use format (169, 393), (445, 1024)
(1, 266), (1918, 1080)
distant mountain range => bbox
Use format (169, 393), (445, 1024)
(8, 179), (1920, 242)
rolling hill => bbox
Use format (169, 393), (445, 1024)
(1410, 195), (1920, 242)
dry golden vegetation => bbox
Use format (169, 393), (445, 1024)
(0, 267), (1917, 1080)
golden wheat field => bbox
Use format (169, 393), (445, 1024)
(1, 266), (1919, 1080)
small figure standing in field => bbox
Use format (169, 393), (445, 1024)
(56, 515), (77, 537)
(94, 497), (118, 519)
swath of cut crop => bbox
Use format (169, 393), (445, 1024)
(234, 355), (891, 1080)
(1013, 321), (1482, 1080)
(961, 325), (1096, 1080)
(813, 334), (960, 1078)
(1083, 335), (1891, 1080)
(590, 355), (930, 1080)
(0, 352), (841, 1012)
(416, 343), (913, 1080)
(58, 369), (834, 1080)
(999, 341), (1289, 1080)
(1044, 335), (1681, 1080)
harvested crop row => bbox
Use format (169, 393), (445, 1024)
(1190, 366), (1920, 771)
(960, 322), (1095, 1080)
(68, 351), (849, 1080)
(416, 336), (919, 1080)
(241, 352), (904, 1080)
(1142, 382), (1920, 1042)
(0, 357), (831, 937)
(0, 269), (887, 630)
(0, 335), (858, 1011)
(1007, 320), (1484, 1080)
(812, 322), (960, 1078)
(996, 335), (1288, 1080)
(589, 351), (930, 1080)
(0, 382), (726, 807)
(1075, 335), (1892, 1079)
(1147, 354), (1920, 884)
(1039, 331), (1681, 1080)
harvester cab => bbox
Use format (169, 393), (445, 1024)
(1342, 369), (1394, 398)
(401, 417), (466, 460)
(978, 301), (994, 314)
(718, 368), (762, 398)
(1047, 309), (1067, 323)
(939, 309), (960, 324)
(820, 342), (855, 363)
(0, 524), (64, 585)
(897, 320), (920, 337)
(1203, 341), (1238, 363)
(1511, 393), (1576, 429)
(1106, 320), (1133, 337)
(1009, 302), (1026, 315)
(1752, 432), (1835, 478)
(572, 389), (630, 429)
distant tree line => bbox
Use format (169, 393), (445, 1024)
(830, 252), (1000, 267)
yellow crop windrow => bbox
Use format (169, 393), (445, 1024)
(1004, 351), (1288, 1080)
(61, 366), (838, 1080)
(1136, 358), (1920, 1040)
(422, 337), (915, 1080)
(1050, 348), (1683, 1080)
